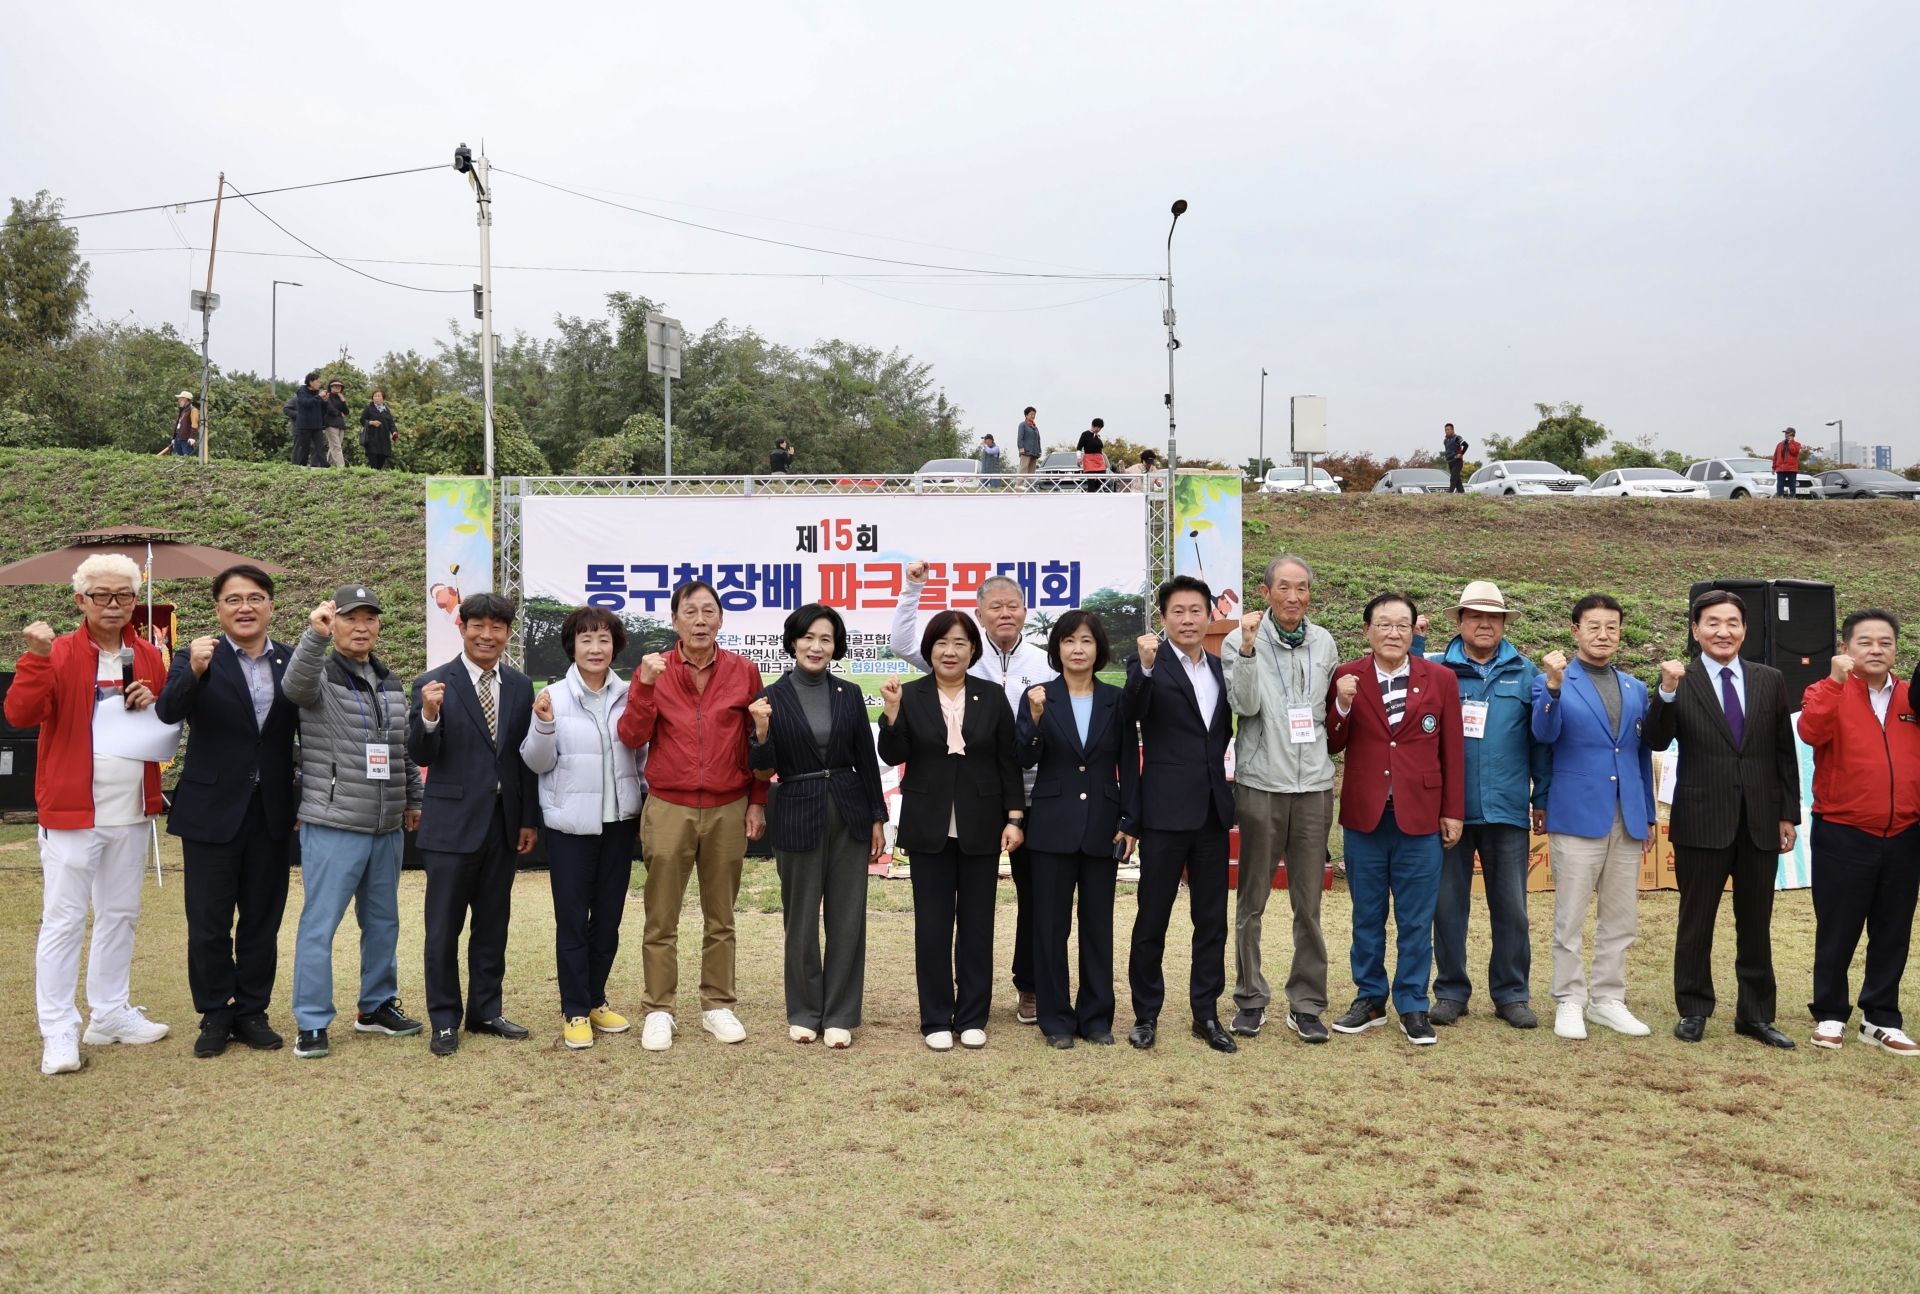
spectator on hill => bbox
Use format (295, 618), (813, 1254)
(1444, 424), (1468, 493)
(1121, 448), (1160, 490)
(10, 555), (173, 1077)
(322, 380), (350, 468)
(979, 433), (1003, 481)
(291, 374), (327, 468)
(1017, 407), (1041, 477)
(1077, 418), (1109, 492)
(1773, 428), (1803, 497)
(770, 439), (794, 474)
(170, 392), (199, 457)
(359, 389), (396, 470)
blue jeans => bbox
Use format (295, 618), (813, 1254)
(1343, 810), (1443, 1014)
(292, 824), (404, 1031)
(1431, 822), (1533, 1007)
(1775, 472), (1798, 498)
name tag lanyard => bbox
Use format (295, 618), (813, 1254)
(349, 674), (394, 780)
(1270, 631), (1319, 744)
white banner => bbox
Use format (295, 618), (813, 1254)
(518, 492), (1149, 676)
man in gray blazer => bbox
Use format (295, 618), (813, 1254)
(1646, 590), (1801, 1049)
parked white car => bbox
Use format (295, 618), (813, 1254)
(1683, 457), (1814, 499)
(1259, 466), (1342, 495)
(914, 457), (982, 488)
(1588, 467), (1709, 499)
(1465, 460), (1591, 497)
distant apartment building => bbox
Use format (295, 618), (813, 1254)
(1869, 445), (1894, 469)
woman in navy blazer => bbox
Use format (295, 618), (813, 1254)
(748, 604), (887, 1050)
(1015, 611), (1138, 1047)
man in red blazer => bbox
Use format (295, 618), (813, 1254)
(1325, 592), (1464, 1045)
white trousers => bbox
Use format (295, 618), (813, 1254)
(37, 822), (150, 1036)
(1547, 809), (1642, 1006)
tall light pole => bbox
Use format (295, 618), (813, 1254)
(194, 173), (225, 466)
(1825, 418), (1845, 466)
(1257, 366), (1268, 482)
(1163, 200), (1188, 478)
(454, 143), (496, 479)
(271, 280), (301, 386)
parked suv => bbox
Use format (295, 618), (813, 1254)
(1465, 460), (1591, 497)
(1684, 457), (1814, 499)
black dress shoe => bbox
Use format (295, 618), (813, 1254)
(194, 1019), (231, 1059)
(1082, 1030), (1116, 1046)
(1230, 1008), (1265, 1037)
(1428, 998), (1466, 1027)
(1193, 1018), (1238, 1054)
(231, 1014), (284, 1050)
(430, 1025), (460, 1056)
(1736, 1020), (1797, 1050)
(1045, 1033), (1075, 1050)
(467, 1016), (531, 1040)
(1494, 1001), (1539, 1030)
(1128, 1019), (1157, 1049)
(1674, 1015), (1707, 1043)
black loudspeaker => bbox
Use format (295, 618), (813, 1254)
(0, 673), (39, 814)
(1768, 579), (1837, 712)
(1685, 579), (1769, 663)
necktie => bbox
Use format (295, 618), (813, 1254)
(1720, 666), (1744, 746)
(479, 669), (498, 742)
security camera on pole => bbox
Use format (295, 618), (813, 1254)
(453, 143), (496, 478)
(646, 311), (683, 483)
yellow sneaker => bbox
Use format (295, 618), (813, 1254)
(589, 1004), (631, 1034)
(563, 1017), (594, 1049)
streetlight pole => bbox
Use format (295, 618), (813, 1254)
(1825, 418), (1845, 466)
(271, 280), (301, 386)
(1257, 366), (1268, 481)
(1162, 199), (1187, 583)
(454, 143), (496, 479)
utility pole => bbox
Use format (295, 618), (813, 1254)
(454, 144), (496, 478)
(193, 174), (225, 465)
(1257, 366), (1268, 482)
(1162, 199), (1187, 574)
(271, 280), (301, 385)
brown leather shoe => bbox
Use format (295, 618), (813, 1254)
(1016, 992), (1038, 1025)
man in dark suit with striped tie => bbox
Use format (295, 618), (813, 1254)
(1645, 589), (1802, 1049)
(407, 592), (542, 1056)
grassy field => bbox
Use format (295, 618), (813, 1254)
(4, 822), (1918, 1293)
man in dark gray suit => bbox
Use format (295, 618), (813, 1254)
(407, 592), (541, 1056)
(1646, 590), (1801, 1049)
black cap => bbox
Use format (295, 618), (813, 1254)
(333, 584), (382, 614)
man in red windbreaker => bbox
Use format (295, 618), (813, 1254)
(1771, 428), (1804, 498)
(618, 579), (769, 1052)
(1798, 609), (1920, 1056)
(7, 555), (173, 1076)
(1325, 592), (1465, 1046)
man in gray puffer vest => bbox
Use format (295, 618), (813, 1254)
(282, 584), (424, 1060)
(1219, 555), (1341, 1043)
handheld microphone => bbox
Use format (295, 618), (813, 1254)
(118, 647), (136, 710)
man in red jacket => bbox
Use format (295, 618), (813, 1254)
(618, 580), (769, 1051)
(1798, 609), (1920, 1056)
(1772, 428), (1804, 498)
(7, 555), (174, 1076)
(1325, 592), (1465, 1045)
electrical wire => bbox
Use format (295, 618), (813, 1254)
(224, 183), (469, 294)
(6, 165), (447, 227)
(834, 278), (1154, 313)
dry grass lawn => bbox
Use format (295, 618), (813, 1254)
(4, 826), (1920, 1293)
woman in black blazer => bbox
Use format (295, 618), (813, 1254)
(748, 604), (887, 1050)
(1016, 611), (1138, 1048)
(876, 610), (1025, 1051)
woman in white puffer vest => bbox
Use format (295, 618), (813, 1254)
(520, 607), (648, 1050)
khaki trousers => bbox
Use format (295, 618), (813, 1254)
(639, 795), (747, 1013)
(1231, 785), (1334, 1015)
(1548, 810), (1642, 1005)
(323, 425), (344, 467)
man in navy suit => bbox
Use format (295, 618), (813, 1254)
(156, 564), (301, 1058)
(407, 592), (541, 1055)
(1123, 575), (1239, 1054)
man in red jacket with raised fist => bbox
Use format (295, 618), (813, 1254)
(1772, 428), (1804, 498)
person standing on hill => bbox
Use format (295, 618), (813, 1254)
(170, 392), (200, 457)
(1443, 424), (1468, 493)
(1076, 418), (1109, 493)
(322, 379), (350, 468)
(359, 389), (397, 470)
(1017, 407), (1042, 477)
(1772, 428), (1803, 498)
(290, 374), (326, 467)
(769, 439), (795, 474)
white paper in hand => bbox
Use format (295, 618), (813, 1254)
(92, 701), (183, 763)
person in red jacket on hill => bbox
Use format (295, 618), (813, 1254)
(1771, 428), (1804, 498)
(7, 554), (173, 1076)
(618, 580), (769, 1053)
(1797, 610), (1920, 1056)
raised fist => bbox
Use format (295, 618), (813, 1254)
(1543, 650), (1568, 690)
(905, 560), (929, 584)
(1335, 674), (1359, 708)
(1240, 612), (1263, 654)
(22, 621), (55, 656)
(1027, 685), (1047, 722)
(189, 635), (218, 677)
(1660, 659), (1686, 693)
(1415, 613), (1430, 637)
(638, 652), (668, 685)
(1135, 634), (1160, 671)
(309, 600), (336, 637)
(749, 695), (773, 740)
(419, 680), (446, 722)
(879, 675), (903, 721)
(532, 688), (555, 723)
(1831, 654), (1855, 684)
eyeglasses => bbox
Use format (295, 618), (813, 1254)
(82, 591), (137, 607)
(219, 594), (272, 607)
(1371, 621), (1414, 634)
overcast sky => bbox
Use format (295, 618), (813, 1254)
(5, 3), (1915, 465)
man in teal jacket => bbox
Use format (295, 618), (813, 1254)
(1423, 582), (1551, 1028)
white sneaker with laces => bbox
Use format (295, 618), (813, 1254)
(1554, 1002), (1588, 1039)
(960, 1028), (987, 1049)
(789, 1025), (817, 1044)
(702, 1008), (747, 1044)
(40, 1029), (82, 1075)
(1861, 1022), (1920, 1056)
(925, 1030), (954, 1051)
(82, 1005), (169, 1045)
(1586, 1000), (1651, 1037)
(823, 1027), (852, 1049)
(1810, 1019), (1846, 1050)
(640, 1011), (677, 1051)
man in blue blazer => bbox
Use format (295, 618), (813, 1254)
(155, 565), (301, 1058)
(1530, 593), (1658, 1043)
(407, 592), (541, 1055)
(1123, 576), (1238, 1054)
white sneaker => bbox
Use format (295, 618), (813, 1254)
(823, 1027), (852, 1049)
(789, 1025), (817, 1044)
(1554, 1002), (1588, 1039)
(1811, 1019), (1846, 1050)
(40, 1029), (82, 1075)
(82, 1005), (169, 1045)
(960, 1028), (987, 1049)
(925, 1030), (954, 1051)
(640, 1011), (676, 1051)
(1861, 1022), (1920, 1056)
(1585, 1000), (1651, 1037)
(702, 1008), (747, 1044)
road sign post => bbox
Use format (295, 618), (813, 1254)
(645, 312), (684, 483)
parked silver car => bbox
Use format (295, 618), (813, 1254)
(1809, 469), (1920, 500)
(1465, 460), (1591, 497)
(1372, 468), (1452, 494)
(1588, 467), (1708, 499)
(914, 457), (983, 489)
(1683, 457), (1814, 499)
